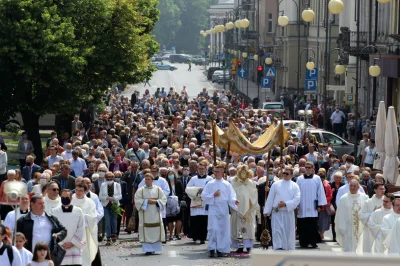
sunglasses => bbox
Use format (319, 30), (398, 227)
(305, 166), (312, 169)
(98, 170), (107, 172)
(283, 172), (290, 175)
(51, 188), (59, 192)
(106, 179), (113, 181)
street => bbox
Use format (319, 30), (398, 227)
(100, 228), (340, 265)
(124, 63), (229, 99)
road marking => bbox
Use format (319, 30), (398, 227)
(168, 250), (178, 257)
(326, 242), (339, 246)
(331, 247), (343, 252)
(167, 70), (175, 88)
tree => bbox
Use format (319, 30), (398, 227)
(153, 0), (182, 49)
(0, 0), (159, 163)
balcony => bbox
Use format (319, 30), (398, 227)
(339, 27), (372, 58)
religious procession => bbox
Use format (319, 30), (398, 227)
(1, 86), (400, 266)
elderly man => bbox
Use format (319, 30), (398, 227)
(44, 181), (61, 214)
(335, 179), (369, 253)
(61, 143), (74, 160)
(336, 172), (366, 206)
(0, 170), (19, 219)
(126, 141), (146, 164)
(52, 189), (86, 266)
(16, 196), (67, 252)
(22, 155), (41, 182)
(52, 164), (76, 190)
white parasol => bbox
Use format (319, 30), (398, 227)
(383, 107), (399, 184)
(373, 101), (386, 170)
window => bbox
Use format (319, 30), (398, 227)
(322, 133), (343, 145)
(267, 13), (273, 33)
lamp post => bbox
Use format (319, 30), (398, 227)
(354, 45), (382, 156)
(298, 48), (316, 105)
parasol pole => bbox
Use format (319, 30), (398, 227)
(280, 116), (285, 178)
(225, 142), (231, 178)
(212, 119), (217, 166)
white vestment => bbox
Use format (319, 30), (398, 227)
(368, 207), (392, 254)
(201, 179), (237, 253)
(360, 195), (383, 253)
(87, 191), (104, 223)
(335, 192), (369, 253)
(264, 179), (301, 250)
(4, 208), (29, 234)
(71, 195), (98, 265)
(296, 175), (327, 218)
(135, 185), (167, 253)
(52, 205), (86, 265)
(138, 177), (170, 218)
(18, 247), (32, 266)
(44, 195), (61, 214)
(336, 184), (365, 206)
(186, 176), (213, 216)
(381, 212), (400, 251)
(384, 217), (400, 254)
(230, 178), (258, 249)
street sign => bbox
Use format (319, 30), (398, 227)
(261, 77), (271, 88)
(213, 54), (219, 60)
(306, 68), (318, 79)
(221, 53), (225, 60)
(162, 44), (166, 51)
(305, 79), (317, 93)
(172, 46), (176, 50)
(327, 85), (346, 91)
(265, 67), (276, 77)
(237, 68), (248, 79)
(345, 93), (355, 105)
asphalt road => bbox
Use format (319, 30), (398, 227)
(99, 227), (341, 266)
(123, 62), (230, 99)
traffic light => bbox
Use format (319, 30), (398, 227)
(257, 65), (263, 80)
(222, 60), (226, 69)
(237, 61), (242, 68)
(204, 51), (208, 57)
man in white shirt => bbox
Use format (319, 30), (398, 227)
(69, 150), (87, 177)
(0, 224), (23, 266)
(46, 145), (63, 168)
(61, 143), (73, 160)
(330, 106), (345, 135)
(16, 195), (67, 252)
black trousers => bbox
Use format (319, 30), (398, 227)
(297, 217), (321, 247)
(190, 215), (208, 241)
(331, 214), (337, 240)
(125, 202), (136, 232)
(91, 248), (102, 266)
(333, 123), (342, 135)
(163, 218), (167, 238)
(182, 206), (191, 235)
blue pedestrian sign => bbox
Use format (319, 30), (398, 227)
(306, 68), (318, 79)
(238, 68), (248, 78)
(172, 46), (176, 50)
(221, 53), (225, 60)
(214, 54), (219, 60)
(261, 77), (271, 88)
(265, 67), (276, 77)
(305, 79), (317, 92)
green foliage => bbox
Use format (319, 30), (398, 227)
(154, 0), (213, 54)
(5, 123), (21, 141)
(110, 202), (124, 217)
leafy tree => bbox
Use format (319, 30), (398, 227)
(153, 0), (182, 49)
(0, 0), (159, 163)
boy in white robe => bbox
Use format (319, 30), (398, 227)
(368, 193), (394, 254)
(264, 166), (300, 250)
(135, 173), (167, 255)
(382, 197), (400, 251)
(52, 189), (86, 265)
(360, 183), (385, 253)
(335, 179), (368, 253)
(201, 163), (238, 257)
(71, 182), (98, 265)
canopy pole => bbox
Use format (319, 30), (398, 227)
(212, 119), (217, 166)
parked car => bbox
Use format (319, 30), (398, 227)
(151, 56), (162, 62)
(162, 54), (171, 60)
(207, 67), (222, 80)
(169, 54), (192, 63)
(291, 129), (355, 157)
(194, 58), (209, 66)
(262, 102), (285, 113)
(212, 70), (224, 83)
(281, 120), (316, 130)
(154, 62), (177, 71)
(217, 70), (230, 84)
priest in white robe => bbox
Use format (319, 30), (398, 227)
(202, 163), (238, 257)
(296, 162), (327, 248)
(360, 183), (385, 253)
(230, 165), (258, 253)
(335, 179), (369, 253)
(4, 194), (29, 235)
(44, 181), (61, 214)
(384, 215), (400, 254)
(71, 182), (98, 265)
(185, 160), (213, 243)
(135, 173), (167, 255)
(368, 193), (394, 254)
(382, 196), (400, 252)
(264, 166), (300, 250)
(52, 189), (86, 265)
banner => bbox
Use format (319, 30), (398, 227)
(213, 120), (290, 155)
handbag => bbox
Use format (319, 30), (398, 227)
(180, 200), (187, 209)
(126, 214), (136, 232)
(326, 204), (336, 216)
(51, 240), (66, 266)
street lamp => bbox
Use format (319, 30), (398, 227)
(265, 57), (273, 65)
(226, 21), (234, 30)
(377, 0), (391, 2)
(200, 30), (204, 35)
(335, 64), (346, 75)
(234, 20), (242, 28)
(369, 59), (381, 77)
(328, 0), (344, 14)
(240, 18), (250, 28)
(242, 52), (248, 58)
(306, 60), (315, 70)
(253, 54), (259, 61)
(278, 13), (289, 27)
(301, 8), (315, 22)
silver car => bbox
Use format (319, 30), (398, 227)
(212, 70), (223, 83)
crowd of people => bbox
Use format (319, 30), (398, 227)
(0, 85), (400, 265)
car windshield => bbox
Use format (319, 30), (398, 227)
(263, 104), (283, 110)
(322, 132), (343, 145)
